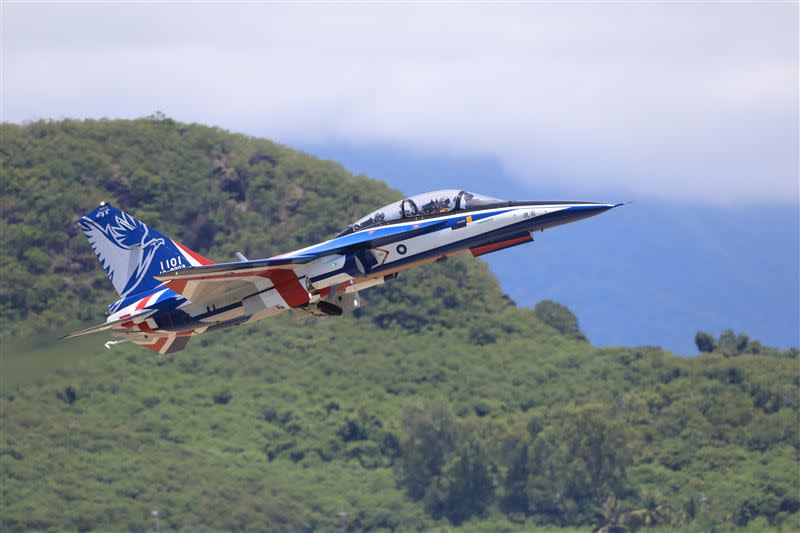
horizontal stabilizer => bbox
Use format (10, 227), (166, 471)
(138, 335), (191, 354)
(61, 309), (157, 340)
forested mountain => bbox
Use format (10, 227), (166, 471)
(1, 118), (797, 532)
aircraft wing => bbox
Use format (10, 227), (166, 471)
(155, 257), (307, 279)
(156, 265), (310, 308)
(156, 218), (446, 280)
(153, 219), (448, 306)
(61, 309), (158, 340)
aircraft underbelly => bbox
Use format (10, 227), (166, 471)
(196, 305), (244, 324)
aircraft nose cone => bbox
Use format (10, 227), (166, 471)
(570, 203), (617, 216)
(542, 202), (619, 228)
(590, 203), (613, 209)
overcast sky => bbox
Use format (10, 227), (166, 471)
(3, 2), (798, 205)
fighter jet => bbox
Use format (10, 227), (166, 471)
(64, 190), (622, 353)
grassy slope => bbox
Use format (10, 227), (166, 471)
(1, 118), (797, 532)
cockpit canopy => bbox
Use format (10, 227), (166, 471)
(345, 189), (503, 233)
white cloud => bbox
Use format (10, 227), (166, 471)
(2, 3), (797, 204)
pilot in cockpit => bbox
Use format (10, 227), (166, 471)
(359, 211), (385, 229)
(420, 197), (451, 214)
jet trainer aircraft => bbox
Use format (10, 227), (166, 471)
(64, 190), (622, 354)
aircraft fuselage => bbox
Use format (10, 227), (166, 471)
(105, 201), (616, 346)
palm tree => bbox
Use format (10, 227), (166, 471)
(593, 495), (628, 533)
(626, 490), (673, 528)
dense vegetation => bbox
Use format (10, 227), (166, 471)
(1, 118), (798, 532)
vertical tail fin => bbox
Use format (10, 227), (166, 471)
(79, 202), (214, 298)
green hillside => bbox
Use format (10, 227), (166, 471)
(1, 118), (798, 532)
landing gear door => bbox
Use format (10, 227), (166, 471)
(325, 291), (361, 314)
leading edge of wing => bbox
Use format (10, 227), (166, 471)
(154, 257), (309, 281)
